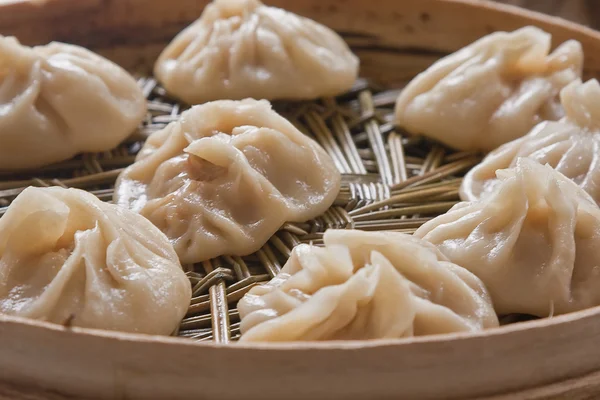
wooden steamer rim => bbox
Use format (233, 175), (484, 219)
(2, 0), (600, 399)
(2, 308), (600, 400)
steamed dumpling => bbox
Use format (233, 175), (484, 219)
(238, 230), (498, 342)
(114, 99), (341, 264)
(0, 187), (191, 335)
(0, 36), (147, 170)
(154, 0), (359, 104)
(416, 158), (600, 317)
(462, 79), (600, 203)
(395, 26), (582, 152)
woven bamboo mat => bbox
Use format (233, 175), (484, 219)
(0, 77), (484, 342)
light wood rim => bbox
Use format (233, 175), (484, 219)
(0, 298), (598, 349)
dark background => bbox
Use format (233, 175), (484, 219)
(494, 0), (600, 29)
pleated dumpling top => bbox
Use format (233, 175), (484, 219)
(114, 99), (341, 264)
(0, 36), (147, 170)
(154, 0), (359, 104)
(238, 230), (498, 342)
(395, 26), (582, 152)
(0, 187), (191, 335)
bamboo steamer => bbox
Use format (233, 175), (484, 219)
(2, 0), (600, 399)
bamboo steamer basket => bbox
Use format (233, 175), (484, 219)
(2, 0), (600, 399)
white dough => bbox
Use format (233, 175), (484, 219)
(114, 99), (341, 264)
(0, 187), (191, 335)
(0, 36), (147, 170)
(417, 158), (600, 317)
(238, 230), (498, 342)
(462, 79), (600, 204)
(154, 0), (359, 104)
(395, 26), (582, 152)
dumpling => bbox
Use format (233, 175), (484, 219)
(0, 186), (191, 335)
(114, 99), (341, 264)
(238, 229), (498, 342)
(0, 36), (147, 170)
(415, 158), (600, 317)
(462, 79), (600, 203)
(154, 0), (359, 104)
(394, 26), (583, 152)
